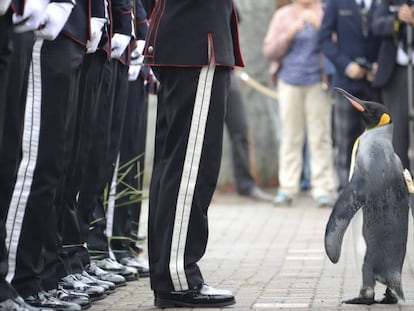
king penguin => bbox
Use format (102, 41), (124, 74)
(325, 88), (411, 305)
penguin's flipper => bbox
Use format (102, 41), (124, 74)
(325, 185), (362, 263)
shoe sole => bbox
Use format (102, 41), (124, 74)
(89, 293), (107, 302)
(113, 281), (127, 287)
(137, 270), (149, 278)
(80, 301), (92, 310)
(105, 288), (116, 295)
(123, 274), (139, 282)
(155, 297), (236, 308)
(60, 286), (107, 303)
(274, 201), (292, 207)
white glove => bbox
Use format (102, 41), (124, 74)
(136, 39), (145, 55)
(86, 17), (106, 54)
(111, 33), (130, 59)
(12, 0), (49, 32)
(128, 64), (141, 81)
(35, 2), (74, 41)
(128, 45), (144, 81)
(0, 0), (12, 16)
(130, 44), (145, 65)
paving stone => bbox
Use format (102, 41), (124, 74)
(87, 191), (414, 310)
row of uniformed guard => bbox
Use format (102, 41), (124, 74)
(1, 0), (246, 309)
(0, 0), (156, 310)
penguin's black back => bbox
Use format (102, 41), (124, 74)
(354, 125), (408, 296)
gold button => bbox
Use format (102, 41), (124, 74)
(148, 46), (154, 54)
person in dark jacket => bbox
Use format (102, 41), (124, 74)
(318, 0), (381, 193)
(226, 7), (273, 202)
(371, 0), (412, 170)
(143, 0), (244, 308)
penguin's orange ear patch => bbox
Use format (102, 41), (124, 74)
(345, 96), (365, 112)
(379, 113), (391, 126)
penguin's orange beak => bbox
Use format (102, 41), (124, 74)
(335, 87), (366, 112)
(345, 96), (365, 112)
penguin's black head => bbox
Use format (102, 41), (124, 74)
(335, 88), (391, 129)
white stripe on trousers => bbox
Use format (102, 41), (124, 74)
(6, 39), (43, 282)
(107, 155), (119, 260)
(169, 61), (216, 291)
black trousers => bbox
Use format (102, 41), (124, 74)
(0, 31), (33, 218)
(109, 76), (148, 261)
(0, 9), (19, 302)
(6, 36), (84, 297)
(148, 65), (231, 292)
(74, 59), (117, 265)
(0, 9), (12, 150)
(225, 72), (256, 195)
(39, 51), (102, 288)
(56, 51), (107, 276)
(80, 60), (129, 263)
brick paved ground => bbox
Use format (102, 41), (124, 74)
(88, 190), (414, 310)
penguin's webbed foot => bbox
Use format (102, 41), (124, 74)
(342, 297), (375, 305)
(379, 287), (398, 304)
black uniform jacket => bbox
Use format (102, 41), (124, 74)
(318, 0), (380, 92)
(143, 0), (244, 67)
(62, 0), (89, 46)
(62, 0), (131, 48)
(10, 0), (23, 15)
(11, 0), (75, 16)
(371, 0), (404, 88)
(135, 0), (148, 41)
(97, 0), (132, 64)
(140, 0), (155, 17)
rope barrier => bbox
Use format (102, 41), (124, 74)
(234, 68), (278, 100)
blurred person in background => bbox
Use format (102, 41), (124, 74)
(225, 71), (273, 202)
(263, 0), (335, 207)
(225, 7), (273, 202)
(319, 0), (381, 193)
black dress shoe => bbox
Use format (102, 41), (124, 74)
(85, 262), (126, 287)
(59, 275), (106, 302)
(119, 257), (150, 277)
(154, 284), (235, 308)
(24, 291), (82, 311)
(93, 258), (138, 281)
(77, 271), (116, 294)
(48, 287), (91, 310)
(0, 295), (53, 310)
